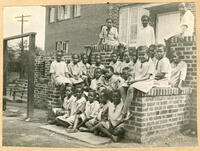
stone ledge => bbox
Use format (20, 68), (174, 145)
(136, 87), (192, 97)
(84, 44), (118, 52)
(170, 36), (196, 43)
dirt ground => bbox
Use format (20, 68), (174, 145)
(2, 101), (198, 148)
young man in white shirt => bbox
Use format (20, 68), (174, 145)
(170, 51), (187, 89)
(109, 52), (122, 75)
(136, 15), (155, 48)
(92, 90), (129, 142)
(50, 51), (71, 101)
(178, 3), (194, 37)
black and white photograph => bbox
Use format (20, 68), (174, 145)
(2, 2), (198, 148)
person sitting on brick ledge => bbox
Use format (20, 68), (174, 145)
(49, 51), (71, 101)
(109, 52), (122, 75)
(121, 46), (155, 118)
(97, 18), (119, 47)
(116, 42), (126, 60)
(48, 83), (75, 124)
(68, 54), (83, 84)
(89, 54), (105, 79)
(120, 50), (135, 74)
(170, 51), (187, 90)
(90, 67), (104, 93)
(154, 44), (171, 87)
(78, 53), (91, 87)
(148, 44), (158, 66)
(101, 66), (124, 91)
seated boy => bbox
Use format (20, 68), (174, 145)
(48, 83), (75, 124)
(154, 44), (171, 87)
(120, 51), (135, 73)
(109, 52), (122, 75)
(148, 44), (158, 66)
(78, 53), (91, 87)
(78, 53), (91, 75)
(170, 51), (187, 89)
(121, 45), (155, 118)
(90, 68), (104, 92)
(56, 86), (86, 128)
(49, 51), (71, 101)
(92, 90), (130, 142)
(79, 89), (110, 133)
(101, 66), (124, 91)
(72, 89), (100, 131)
(68, 54), (83, 84)
(89, 54), (105, 79)
(119, 67), (132, 101)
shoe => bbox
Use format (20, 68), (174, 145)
(79, 127), (88, 132)
(112, 135), (119, 142)
(47, 120), (56, 124)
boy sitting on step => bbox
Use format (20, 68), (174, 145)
(72, 89), (100, 132)
(48, 83), (75, 124)
(93, 90), (130, 142)
(56, 86), (86, 128)
(79, 89), (110, 133)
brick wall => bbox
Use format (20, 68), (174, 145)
(34, 53), (71, 108)
(125, 87), (192, 143)
(34, 38), (197, 141)
(169, 36), (197, 130)
(45, 4), (108, 54)
(89, 45), (117, 65)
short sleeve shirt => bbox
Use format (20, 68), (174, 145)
(156, 57), (171, 80)
(137, 25), (155, 47)
(99, 26), (119, 46)
(170, 61), (187, 87)
(50, 60), (68, 77)
(85, 101), (100, 118)
(108, 100), (124, 127)
(109, 61), (122, 74)
(67, 62), (83, 77)
(133, 59), (155, 80)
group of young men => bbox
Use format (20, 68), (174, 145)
(47, 42), (187, 142)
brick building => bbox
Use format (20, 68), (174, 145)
(45, 2), (195, 53)
(44, 4), (109, 54)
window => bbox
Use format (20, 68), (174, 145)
(119, 5), (149, 47)
(156, 11), (180, 44)
(56, 41), (69, 54)
(49, 7), (56, 23)
(74, 5), (81, 17)
(57, 5), (70, 20)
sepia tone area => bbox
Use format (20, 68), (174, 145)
(2, 2), (198, 148)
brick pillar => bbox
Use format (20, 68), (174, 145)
(169, 36), (197, 131)
(124, 87), (192, 143)
(90, 44), (117, 66)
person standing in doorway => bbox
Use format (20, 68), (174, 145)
(178, 2), (194, 37)
(136, 15), (155, 48)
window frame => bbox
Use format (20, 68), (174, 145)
(49, 7), (56, 23)
(119, 5), (141, 47)
(56, 41), (69, 54)
(57, 5), (71, 21)
(73, 5), (81, 17)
